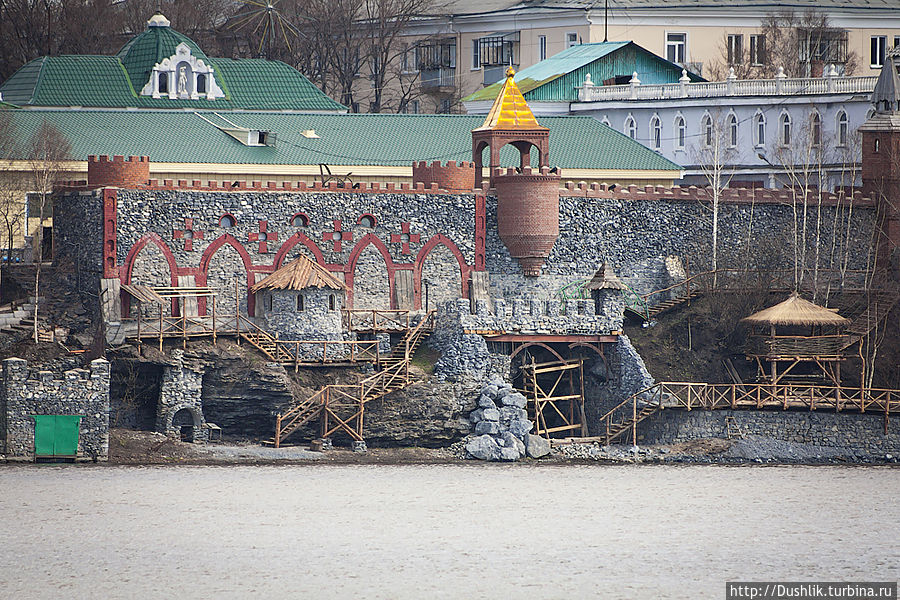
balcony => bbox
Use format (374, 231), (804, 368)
(421, 67), (456, 93)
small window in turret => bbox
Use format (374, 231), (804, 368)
(297, 295), (305, 312)
(329, 294), (337, 311)
(197, 74), (207, 94)
(159, 73), (168, 93)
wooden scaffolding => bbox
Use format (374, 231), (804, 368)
(520, 358), (587, 439)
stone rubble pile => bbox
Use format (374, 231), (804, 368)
(464, 375), (551, 461)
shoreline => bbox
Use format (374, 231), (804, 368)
(3, 429), (898, 467)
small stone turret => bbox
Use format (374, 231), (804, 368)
(493, 166), (561, 276)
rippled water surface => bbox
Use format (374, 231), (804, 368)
(1, 464), (897, 599)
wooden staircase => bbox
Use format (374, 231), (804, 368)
(648, 291), (701, 318)
(599, 398), (663, 445)
(268, 311), (435, 447)
(838, 289), (899, 350)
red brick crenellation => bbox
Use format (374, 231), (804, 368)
(87, 155), (150, 188)
(412, 161), (476, 192)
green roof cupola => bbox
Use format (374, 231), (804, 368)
(117, 13), (224, 101)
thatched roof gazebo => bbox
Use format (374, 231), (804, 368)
(741, 292), (850, 385)
(251, 256), (347, 342)
(584, 262), (627, 319)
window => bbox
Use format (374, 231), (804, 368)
(159, 73), (168, 93)
(625, 116), (636, 139)
(811, 112), (821, 146)
(755, 112), (766, 147)
(650, 115), (661, 150)
(875, 138), (880, 153)
(728, 114), (738, 147)
(219, 214), (235, 228)
(666, 33), (686, 64)
(296, 295), (304, 312)
(749, 34), (766, 65)
(439, 98), (452, 113)
(358, 214), (376, 228)
(197, 73), (206, 94)
(477, 34), (517, 67)
(675, 116), (686, 150)
(538, 35), (547, 61)
(872, 36), (887, 67)
(896, 36), (900, 52)
(727, 34), (743, 65)
(702, 115), (713, 147)
(779, 113), (791, 146)
(601, 116), (611, 128)
(837, 111), (848, 146)
(472, 39), (480, 69)
(799, 29), (847, 66)
(566, 32), (578, 49)
(291, 212), (309, 227)
(329, 294), (337, 311)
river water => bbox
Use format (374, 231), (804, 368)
(0, 464), (897, 599)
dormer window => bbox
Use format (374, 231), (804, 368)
(141, 42), (224, 100)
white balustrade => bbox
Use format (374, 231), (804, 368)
(577, 75), (877, 102)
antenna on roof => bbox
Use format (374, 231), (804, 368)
(604, 0), (609, 43)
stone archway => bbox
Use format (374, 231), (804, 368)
(172, 408), (197, 442)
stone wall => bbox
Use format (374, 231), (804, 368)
(1, 357), (110, 460)
(454, 296), (623, 336)
(157, 350), (208, 442)
(637, 409), (900, 454)
(54, 189), (105, 303)
(485, 194), (875, 300)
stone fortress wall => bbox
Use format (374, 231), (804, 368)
(55, 181), (876, 323)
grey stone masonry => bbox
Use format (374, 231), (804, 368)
(638, 410), (900, 455)
(454, 297), (623, 336)
(1, 357), (110, 460)
(157, 350), (208, 442)
(257, 288), (346, 358)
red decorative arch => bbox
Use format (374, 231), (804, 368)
(121, 233), (179, 286)
(120, 233), (179, 317)
(272, 232), (325, 268)
(346, 233), (395, 308)
(289, 211), (309, 228)
(509, 342), (566, 362)
(199, 234), (256, 315)
(414, 234), (470, 309)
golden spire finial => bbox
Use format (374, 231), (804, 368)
(506, 66), (516, 78)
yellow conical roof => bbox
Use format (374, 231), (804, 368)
(474, 67), (545, 131)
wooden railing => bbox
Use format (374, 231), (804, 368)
(746, 334), (848, 357)
(595, 380), (900, 446)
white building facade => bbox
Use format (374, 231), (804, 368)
(568, 70), (877, 189)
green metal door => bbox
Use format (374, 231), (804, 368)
(33, 415), (82, 457)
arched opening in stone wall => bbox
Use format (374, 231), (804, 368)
(172, 408), (196, 442)
(203, 239), (251, 316)
(351, 244), (391, 310)
(420, 243), (462, 311)
(128, 240), (174, 318)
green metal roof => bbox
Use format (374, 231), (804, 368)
(0, 109), (681, 172)
(0, 55), (345, 111)
(465, 41), (704, 102)
(116, 23), (209, 92)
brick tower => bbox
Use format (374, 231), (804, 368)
(859, 47), (900, 274)
(472, 68), (560, 276)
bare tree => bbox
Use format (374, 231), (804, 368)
(708, 9), (859, 81)
(27, 120), (70, 342)
(692, 110), (739, 285)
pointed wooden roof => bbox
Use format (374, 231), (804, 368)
(473, 67), (547, 132)
(584, 262), (626, 291)
(250, 255), (347, 293)
(741, 293), (849, 327)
